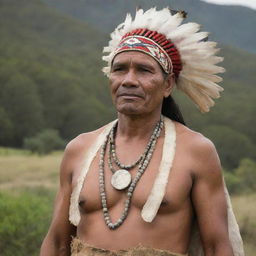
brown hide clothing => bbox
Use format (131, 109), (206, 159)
(71, 238), (188, 256)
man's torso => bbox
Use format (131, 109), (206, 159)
(68, 121), (202, 254)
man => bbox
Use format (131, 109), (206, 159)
(40, 8), (244, 256)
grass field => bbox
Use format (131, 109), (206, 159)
(0, 149), (255, 255)
(0, 149), (61, 192)
(231, 194), (256, 256)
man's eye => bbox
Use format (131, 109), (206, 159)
(139, 67), (151, 73)
(112, 67), (124, 72)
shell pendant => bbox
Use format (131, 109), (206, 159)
(111, 169), (131, 190)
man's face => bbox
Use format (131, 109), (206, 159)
(109, 51), (172, 116)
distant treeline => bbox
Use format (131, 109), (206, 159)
(0, 0), (114, 147)
(0, 0), (256, 172)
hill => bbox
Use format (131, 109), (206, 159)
(0, 0), (255, 170)
(0, 0), (113, 147)
(41, 0), (256, 53)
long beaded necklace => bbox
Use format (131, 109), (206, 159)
(108, 119), (162, 190)
(99, 117), (164, 229)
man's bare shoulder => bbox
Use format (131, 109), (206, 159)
(65, 123), (111, 155)
(175, 121), (216, 152)
(59, 123), (112, 176)
(174, 121), (221, 175)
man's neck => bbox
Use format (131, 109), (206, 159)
(116, 112), (162, 140)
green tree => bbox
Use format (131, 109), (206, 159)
(235, 158), (256, 192)
(23, 129), (66, 154)
(0, 107), (13, 145)
(223, 171), (240, 194)
(201, 125), (256, 170)
(225, 158), (256, 194)
(0, 72), (44, 146)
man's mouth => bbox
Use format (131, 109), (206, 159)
(118, 93), (144, 99)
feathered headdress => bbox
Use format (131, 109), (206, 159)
(102, 7), (225, 113)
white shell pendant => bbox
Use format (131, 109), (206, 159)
(111, 169), (131, 190)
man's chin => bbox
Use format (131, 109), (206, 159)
(116, 105), (145, 116)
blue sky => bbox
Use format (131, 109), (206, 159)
(201, 0), (256, 10)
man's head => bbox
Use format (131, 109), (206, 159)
(103, 8), (225, 113)
(109, 51), (173, 116)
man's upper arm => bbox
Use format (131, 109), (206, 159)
(40, 141), (78, 255)
(191, 136), (233, 255)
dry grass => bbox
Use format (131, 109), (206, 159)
(231, 194), (256, 256)
(0, 150), (255, 255)
(0, 152), (62, 191)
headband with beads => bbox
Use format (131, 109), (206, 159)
(114, 31), (180, 76)
(102, 8), (225, 113)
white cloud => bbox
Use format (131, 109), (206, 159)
(201, 0), (256, 10)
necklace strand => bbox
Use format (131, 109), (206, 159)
(108, 119), (162, 173)
(99, 117), (164, 229)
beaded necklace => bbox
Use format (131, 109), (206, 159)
(99, 117), (164, 229)
(109, 119), (162, 170)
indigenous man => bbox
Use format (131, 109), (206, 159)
(40, 8), (244, 256)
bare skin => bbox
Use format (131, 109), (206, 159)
(40, 52), (233, 256)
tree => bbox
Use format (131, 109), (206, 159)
(201, 125), (256, 170)
(0, 107), (13, 145)
(23, 129), (66, 154)
(235, 158), (256, 192)
(0, 72), (44, 146)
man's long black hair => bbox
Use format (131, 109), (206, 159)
(161, 95), (186, 125)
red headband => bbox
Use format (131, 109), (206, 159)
(113, 29), (182, 77)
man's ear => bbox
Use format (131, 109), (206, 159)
(164, 73), (175, 98)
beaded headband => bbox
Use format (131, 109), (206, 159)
(114, 34), (172, 74)
(102, 8), (225, 113)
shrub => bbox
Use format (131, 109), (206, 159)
(0, 192), (53, 256)
(224, 171), (241, 194)
(235, 158), (256, 192)
(225, 158), (256, 194)
(23, 129), (66, 154)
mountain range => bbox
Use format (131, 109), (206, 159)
(41, 0), (256, 53)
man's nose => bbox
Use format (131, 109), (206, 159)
(121, 70), (139, 87)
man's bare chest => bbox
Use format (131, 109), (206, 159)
(77, 144), (193, 216)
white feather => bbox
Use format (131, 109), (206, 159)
(178, 80), (215, 112)
(182, 55), (224, 64)
(159, 13), (183, 33)
(180, 75), (223, 98)
(183, 62), (225, 74)
(177, 32), (209, 46)
(184, 48), (220, 59)
(181, 69), (223, 83)
(148, 8), (170, 31)
(179, 41), (218, 51)
(168, 23), (200, 41)
(103, 47), (111, 53)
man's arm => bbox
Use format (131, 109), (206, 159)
(191, 136), (233, 256)
(40, 141), (77, 256)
